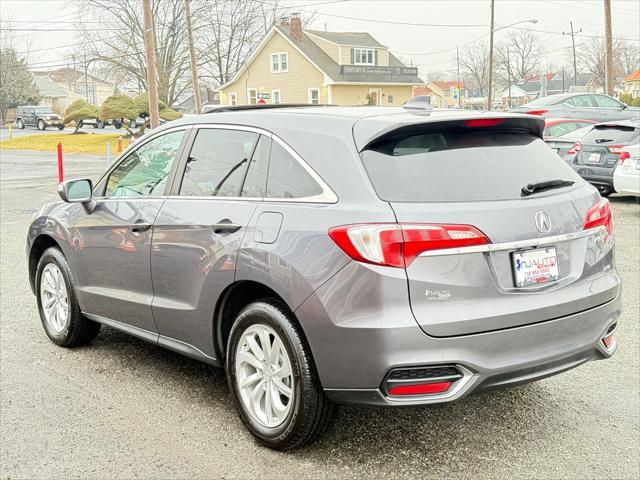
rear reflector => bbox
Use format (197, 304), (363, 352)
(583, 198), (613, 237)
(566, 142), (582, 156)
(387, 382), (452, 396)
(328, 223), (490, 268)
(526, 109), (549, 116)
(464, 118), (505, 128)
(602, 335), (614, 349)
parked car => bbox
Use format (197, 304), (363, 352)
(545, 124), (596, 162)
(543, 118), (596, 138)
(511, 93), (640, 122)
(570, 120), (640, 196)
(27, 105), (621, 450)
(77, 118), (122, 129)
(613, 144), (640, 200)
(15, 106), (64, 130)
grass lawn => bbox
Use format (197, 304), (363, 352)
(0, 133), (127, 155)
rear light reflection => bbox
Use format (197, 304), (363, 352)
(387, 382), (452, 396)
(328, 223), (490, 268)
(583, 198), (613, 237)
(526, 109), (549, 116)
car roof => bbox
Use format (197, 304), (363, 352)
(162, 105), (545, 151)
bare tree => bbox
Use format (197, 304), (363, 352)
(195, 0), (316, 87)
(495, 30), (543, 83)
(421, 70), (449, 82)
(457, 41), (489, 94)
(573, 37), (639, 88)
(78, 0), (190, 105)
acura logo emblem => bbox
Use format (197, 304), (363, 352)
(534, 211), (552, 234)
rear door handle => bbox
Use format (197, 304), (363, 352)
(211, 219), (242, 234)
(130, 221), (152, 234)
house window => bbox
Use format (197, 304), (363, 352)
(248, 88), (257, 105)
(352, 48), (375, 65)
(308, 88), (320, 105)
(272, 90), (281, 104)
(270, 53), (288, 73)
(229, 93), (237, 106)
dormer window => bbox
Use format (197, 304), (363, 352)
(351, 48), (376, 65)
(270, 53), (288, 73)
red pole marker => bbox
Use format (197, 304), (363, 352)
(57, 143), (64, 183)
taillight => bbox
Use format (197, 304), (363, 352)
(583, 198), (613, 237)
(566, 142), (582, 156)
(526, 109), (548, 115)
(616, 151), (631, 164)
(608, 145), (625, 154)
(328, 223), (490, 268)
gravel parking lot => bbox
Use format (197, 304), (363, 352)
(1, 149), (638, 479)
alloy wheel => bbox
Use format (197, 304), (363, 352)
(40, 263), (69, 334)
(235, 323), (294, 428)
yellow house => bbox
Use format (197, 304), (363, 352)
(623, 70), (640, 99)
(218, 15), (422, 107)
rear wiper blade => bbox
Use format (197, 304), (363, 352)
(595, 138), (614, 143)
(521, 179), (575, 196)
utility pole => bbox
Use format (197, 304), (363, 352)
(184, 0), (202, 114)
(563, 21), (582, 87)
(487, 0), (495, 110)
(83, 53), (89, 104)
(604, 0), (614, 96)
(142, 0), (160, 129)
(507, 46), (511, 109)
(456, 44), (461, 108)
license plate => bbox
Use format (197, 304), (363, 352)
(587, 152), (602, 164)
(512, 247), (559, 287)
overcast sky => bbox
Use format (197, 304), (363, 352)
(2, 0), (639, 78)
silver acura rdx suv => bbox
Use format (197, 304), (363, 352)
(27, 104), (621, 449)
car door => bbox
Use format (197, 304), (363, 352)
(26, 108), (36, 126)
(592, 94), (627, 121)
(150, 125), (269, 358)
(565, 95), (598, 120)
(71, 127), (189, 332)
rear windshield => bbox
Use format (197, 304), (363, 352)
(524, 96), (566, 107)
(361, 130), (582, 202)
(581, 125), (639, 144)
(556, 125), (593, 139)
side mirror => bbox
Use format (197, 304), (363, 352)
(622, 103), (628, 110)
(58, 178), (96, 214)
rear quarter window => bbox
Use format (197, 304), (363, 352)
(361, 130), (582, 202)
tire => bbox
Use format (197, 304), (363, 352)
(37, 119), (46, 131)
(97, 120), (105, 129)
(35, 247), (101, 348)
(129, 119), (137, 129)
(57, 125), (65, 131)
(16, 118), (25, 129)
(226, 300), (335, 450)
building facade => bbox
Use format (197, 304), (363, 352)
(218, 15), (422, 106)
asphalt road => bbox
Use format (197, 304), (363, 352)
(1, 149), (639, 479)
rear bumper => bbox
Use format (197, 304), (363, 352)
(295, 262), (621, 406)
(572, 168), (615, 190)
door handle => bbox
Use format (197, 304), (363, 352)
(211, 219), (242, 234)
(130, 221), (152, 234)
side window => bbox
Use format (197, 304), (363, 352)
(105, 130), (185, 197)
(567, 95), (594, 108)
(241, 135), (271, 198)
(179, 128), (258, 197)
(593, 95), (622, 109)
(266, 141), (323, 199)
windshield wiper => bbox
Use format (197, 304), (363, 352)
(521, 179), (575, 196)
(595, 138), (615, 143)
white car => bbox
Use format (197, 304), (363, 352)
(613, 144), (640, 199)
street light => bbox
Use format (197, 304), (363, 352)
(487, 17), (538, 110)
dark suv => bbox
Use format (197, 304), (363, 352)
(570, 120), (640, 196)
(16, 106), (64, 131)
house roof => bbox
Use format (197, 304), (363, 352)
(33, 76), (71, 98)
(305, 30), (385, 48)
(275, 26), (423, 84)
(428, 80), (465, 90)
(34, 67), (111, 86)
(625, 70), (640, 81)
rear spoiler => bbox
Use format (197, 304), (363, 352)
(354, 113), (545, 151)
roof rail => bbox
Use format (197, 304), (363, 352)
(204, 103), (332, 113)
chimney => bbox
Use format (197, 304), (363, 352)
(279, 16), (289, 27)
(290, 12), (302, 41)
